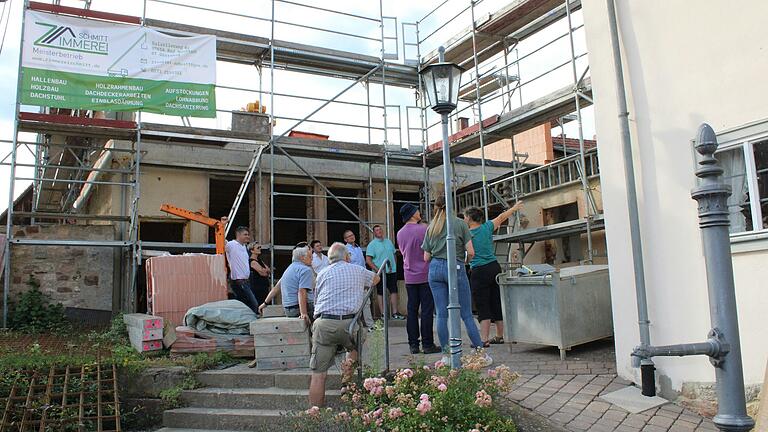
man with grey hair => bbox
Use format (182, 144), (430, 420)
(264, 244), (314, 322)
(309, 242), (380, 407)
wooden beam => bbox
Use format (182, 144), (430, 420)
(19, 112), (137, 129)
(28, 1), (142, 24)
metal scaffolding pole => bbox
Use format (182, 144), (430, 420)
(469, 0), (489, 219)
(127, 115), (142, 313)
(129, 2), (148, 312)
(416, 21), (431, 220)
(3, 4), (30, 327)
(565, 0), (593, 263)
(379, 0), (392, 242)
(269, 0), (276, 287)
(379, 0), (392, 367)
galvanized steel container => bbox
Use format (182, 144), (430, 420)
(498, 264), (613, 360)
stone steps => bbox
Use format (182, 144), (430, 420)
(196, 365), (342, 389)
(181, 387), (342, 410)
(163, 407), (291, 431)
(162, 364), (345, 430)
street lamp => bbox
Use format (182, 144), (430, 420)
(420, 46), (465, 369)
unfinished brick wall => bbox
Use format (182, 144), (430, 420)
(464, 123), (554, 165)
(9, 225), (115, 311)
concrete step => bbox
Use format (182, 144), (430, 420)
(181, 387), (342, 411)
(196, 364), (342, 389)
(163, 407), (292, 431)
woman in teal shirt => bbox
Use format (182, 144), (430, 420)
(464, 201), (523, 346)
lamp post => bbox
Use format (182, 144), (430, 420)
(420, 46), (465, 368)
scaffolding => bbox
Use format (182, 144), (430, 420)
(408, 0), (598, 267)
(2, 0), (599, 320)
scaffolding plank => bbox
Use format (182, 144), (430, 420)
(18, 113), (137, 140)
(426, 78), (591, 166)
(146, 19), (419, 87)
(494, 214), (604, 244)
(458, 72), (518, 102)
(422, 0), (579, 69)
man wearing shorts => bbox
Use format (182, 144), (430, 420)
(309, 242), (379, 407)
(365, 225), (404, 320)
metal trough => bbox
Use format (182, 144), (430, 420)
(498, 264), (613, 360)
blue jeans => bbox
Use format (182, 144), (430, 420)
(229, 279), (260, 315)
(428, 258), (484, 351)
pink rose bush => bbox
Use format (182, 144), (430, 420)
(294, 362), (519, 431)
(474, 389), (492, 408)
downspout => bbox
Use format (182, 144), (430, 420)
(604, 0), (656, 395)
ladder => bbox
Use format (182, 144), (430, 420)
(225, 145), (267, 236)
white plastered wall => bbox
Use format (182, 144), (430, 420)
(581, 0), (768, 394)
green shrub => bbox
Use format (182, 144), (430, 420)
(291, 352), (520, 432)
(8, 276), (69, 333)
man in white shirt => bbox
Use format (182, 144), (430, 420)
(310, 239), (330, 274)
(224, 226), (260, 314)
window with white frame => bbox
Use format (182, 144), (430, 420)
(716, 136), (768, 234)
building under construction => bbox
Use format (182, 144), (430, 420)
(2, 0), (767, 423)
(2, 0), (600, 318)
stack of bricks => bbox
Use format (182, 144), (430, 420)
(171, 326), (255, 357)
(123, 313), (164, 353)
(250, 317), (311, 370)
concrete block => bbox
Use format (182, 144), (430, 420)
(599, 386), (668, 414)
(254, 343), (310, 359)
(127, 325), (163, 342)
(124, 313), (164, 330)
(261, 305), (285, 318)
(249, 317), (306, 335)
(253, 331), (309, 347)
(128, 336), (163, 353)
(256, 356), (310, 370)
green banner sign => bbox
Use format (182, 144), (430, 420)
(21, 10), (217, 118)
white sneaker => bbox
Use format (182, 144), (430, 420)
(440, 355), (450, 365)
(476, 348), (493, 367)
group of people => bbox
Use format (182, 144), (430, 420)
(223, 197), (523, 406)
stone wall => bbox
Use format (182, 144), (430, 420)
(9, 225), (115, 311)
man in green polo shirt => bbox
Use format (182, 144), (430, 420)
(365, 225), (405, 320)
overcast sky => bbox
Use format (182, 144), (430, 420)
(0, 0), (594, 213)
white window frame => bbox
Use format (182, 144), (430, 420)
(716, 118), (768, 243)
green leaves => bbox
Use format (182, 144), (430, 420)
(8, 276), (69, 333)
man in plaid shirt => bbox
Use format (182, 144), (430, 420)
(309, 242), (380, 407)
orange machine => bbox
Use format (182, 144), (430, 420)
(160, 204), (227, 254)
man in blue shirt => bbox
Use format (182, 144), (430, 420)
(366, 225), (404, 320)
(343, 230), (366, 267)
(278, 245), (315, 322)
